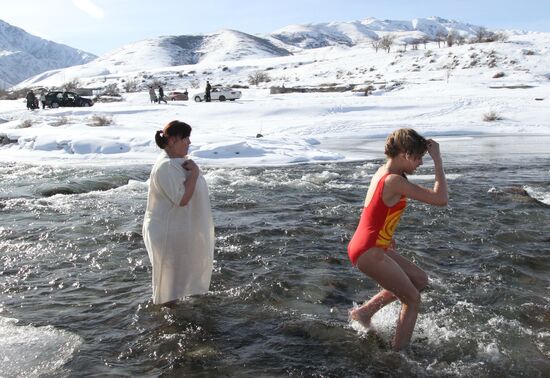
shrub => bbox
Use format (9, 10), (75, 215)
(89, 114), (113, 127)
(248, 71), (271, 86)
(483, 111), (503, 122)
(18, 119), (33, 128)
(150, 78), (163, 88)
(364, 85), (375, 96)
(102, 83), (120, 96)
(51, 116), (69, 126)
(61, 79), (80, 92)
(122, 80), (138, 93)
(189, 79), (200, 89)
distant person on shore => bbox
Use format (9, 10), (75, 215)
(26, 90), (37, 110)
(149, 86), (157, 103)
(142, 120), (214, 306)
(39, 90), (46, 109)
(347, 128), (448, 351)
(205, 81), (211, 102)
(158, 85), (167, 104)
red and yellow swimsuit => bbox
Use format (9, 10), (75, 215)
(348, 173), (407, 265)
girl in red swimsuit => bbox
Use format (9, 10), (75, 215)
(348, 128), (448, 351)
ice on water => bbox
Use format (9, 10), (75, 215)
(0, 316), (82, 377)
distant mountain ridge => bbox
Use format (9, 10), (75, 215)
(0, 19), (96, 88)
(11, 16), (492, 88)
(269, 16), (481, 49)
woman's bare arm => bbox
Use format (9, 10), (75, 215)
(179, 160), (200, 206)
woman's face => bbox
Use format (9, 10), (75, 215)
(170, 135), (191, 157)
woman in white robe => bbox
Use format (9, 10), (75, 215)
(143, 120), (214, 305)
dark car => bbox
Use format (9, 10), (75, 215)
(43, 91), (94, 108)
(166, 91), (189, 101)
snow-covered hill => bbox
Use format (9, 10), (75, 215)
(0, 19), (96, 88)
(15, 29), (291, 88)
(269, 16), (481, 48)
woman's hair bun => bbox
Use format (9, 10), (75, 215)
(155, 130), (167, 149)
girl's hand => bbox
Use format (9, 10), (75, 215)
(426, 139), (441, 160)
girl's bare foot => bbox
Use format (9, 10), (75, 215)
(349, 307), (372, 328)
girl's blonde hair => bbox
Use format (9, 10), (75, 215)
(384, 128), (427, 158)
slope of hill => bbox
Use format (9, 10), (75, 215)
(0, 19), (96, 88)
(16, 29), (291, 88)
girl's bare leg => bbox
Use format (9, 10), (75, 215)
(350, 289), (396, 327)
(354, 248), (421, 351)
(351, 249), (428, 327)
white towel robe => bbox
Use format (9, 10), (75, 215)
(143, 152), (214, 304)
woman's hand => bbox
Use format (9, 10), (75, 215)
(182, 159), (199, 176)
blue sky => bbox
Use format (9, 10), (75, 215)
(3, 0), (549, 55)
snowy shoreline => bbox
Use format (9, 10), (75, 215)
(1, 85), (549, 167)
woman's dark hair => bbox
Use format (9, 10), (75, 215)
(384, 128), (427, 158)
(155, 120), (192, 149)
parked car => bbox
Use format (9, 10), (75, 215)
(194, 86), (241, 102)
(43, 91), (94, 108)
(166, 91), (189, 101)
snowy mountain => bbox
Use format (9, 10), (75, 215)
(91, 29), (290, 70)
(0, 19), (96, 88)
(269, 16), (481, 48)
(15, 29), (291, 88)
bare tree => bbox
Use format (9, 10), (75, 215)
(446, 30), (459, 47)
(380, 34), (395, 53)
(371, 37), (381, 53)
(420, 37), (430, 49)
(475, 27), (488, 43)
(435, 31), (447, 48)
(494, 31), (509, 42)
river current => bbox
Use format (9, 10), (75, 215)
(0, 135), (549, 377)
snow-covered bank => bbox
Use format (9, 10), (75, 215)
(1, 79), (549, 167)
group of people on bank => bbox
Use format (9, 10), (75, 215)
(142, 120), (448, 351)
(25, 89), (45, 110)
(148, 85), (167, 104)
(148, 81), (212, 104)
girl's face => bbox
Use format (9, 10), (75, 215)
(404, 153), (424, 174)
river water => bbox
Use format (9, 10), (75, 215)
(0, 135), (549, 377)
